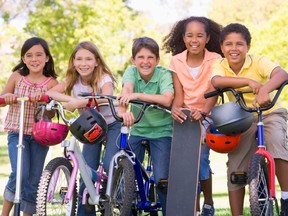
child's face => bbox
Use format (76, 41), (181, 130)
(131, 47), (160, 82)
(183, 21), (209, 56)
(221, 33), (250, 69)
(22, 44), (49, 74)
(73, 48), (98, 80)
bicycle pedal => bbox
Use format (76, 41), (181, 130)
(230, 172), (247, 184)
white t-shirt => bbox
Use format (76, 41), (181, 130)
(188, 65), (200, 78)
(72, 75), (116, 125)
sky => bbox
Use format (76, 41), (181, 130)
(129, 0), (211, 24)
(0, 0), (212, 29)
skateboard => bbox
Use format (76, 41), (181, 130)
(166, 109), (202, 216)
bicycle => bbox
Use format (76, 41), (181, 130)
(78, 92), (171, 216)
(0, 96), (49, 216)
(204, 80), (288, 216)
(35, 98), (109, 215)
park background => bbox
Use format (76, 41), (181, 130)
(0, 0), (287, 215)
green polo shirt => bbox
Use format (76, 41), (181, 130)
(122, 65), (174, 138)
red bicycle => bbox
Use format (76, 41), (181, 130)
(205, 80), (288, 215)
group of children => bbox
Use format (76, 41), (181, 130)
(1, 16), (288, 216)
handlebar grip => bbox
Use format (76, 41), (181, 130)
(204, 90), (221, 99)
(36, 95), (51, 103)
(0, 95), (50, 105)
(0, 98), (6, 104)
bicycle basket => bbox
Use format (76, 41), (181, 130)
(206, 124), (241, 153)
(32, 106), (69, 146)
(211, 102), (253, 135)
(69, 108), (108, 145)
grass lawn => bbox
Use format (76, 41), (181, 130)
(0, 132), (279, 215)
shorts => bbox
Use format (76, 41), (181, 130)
(227, 108), (288, 191)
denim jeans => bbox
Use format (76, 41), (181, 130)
(4, 131), (49, 214)
(129, 135), (172, 216)
(77, 120), (121, 216)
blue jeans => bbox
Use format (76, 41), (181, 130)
(4, 131), (49, 214)
(77, 120), (121, 216)
(129, 135), (171, 216)
(198, 120), (212, 194)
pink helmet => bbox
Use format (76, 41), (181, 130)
(32, 120), (69, 146)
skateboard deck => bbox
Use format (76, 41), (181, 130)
(166, 109), (202, 216)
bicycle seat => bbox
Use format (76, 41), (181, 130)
(141, 140), (151, 155)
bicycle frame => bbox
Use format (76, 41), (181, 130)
(106, 124), (161, 211)
(43, 100), (108, 205)
(254, 110), (276, 199)
(79, 92), (170, 214)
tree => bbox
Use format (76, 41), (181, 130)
(208, 0), (288, 105)
(24, 0), (150, 89)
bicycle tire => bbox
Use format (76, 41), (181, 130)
(105, 157), (135, 216)
(249, 153), (273, 216)
(36, 157), (77, 216)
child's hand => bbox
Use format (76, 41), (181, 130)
(63, 98), (83, 112)
(117, 93), (139, 106)
(190, 109), (202, 121)
(171, 106), (187, 123)
(252, 87), (271, 107)
(1, 93), (17, 104)
(118, 111), (135, 127)
(248, 79), (262, 94)
(30, 90), (43, 102)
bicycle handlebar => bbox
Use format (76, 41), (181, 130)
(0, 95), (50, 105)
(204, 80), (288, 113)
(78, 92), (171, 124)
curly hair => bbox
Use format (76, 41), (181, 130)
(162, 16), (223, 56)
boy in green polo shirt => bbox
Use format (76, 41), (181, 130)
(117, 37), (174, 216)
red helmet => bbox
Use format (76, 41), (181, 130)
(206, 125), (241, 153)
(33, 120), (69, 146)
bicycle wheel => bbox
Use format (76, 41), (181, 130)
(105, 157), (135, 216)
(36, 157), (77, 216)
(249, 153), (273, 216)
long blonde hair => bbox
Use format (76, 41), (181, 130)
(65, 41), (116, 95)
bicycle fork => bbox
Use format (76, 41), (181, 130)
(255, 114), (276, 199)
(62, 137), (103, 205)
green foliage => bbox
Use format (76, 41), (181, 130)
(24, 0), (150, 89)
(0, 24), (30, 92)
(208, 0), (288, 104)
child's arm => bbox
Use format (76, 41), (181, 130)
(117, 81), (135, 126)
(0, 72), (20, 105)
(211, 75), (262, 94)
(171, 73), (186, 123)
(118, 81), (173, 108)
(253, 67), (288, 107)
(47, 80), (87, 111)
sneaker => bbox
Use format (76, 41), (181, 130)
(201, 203), (215, 216)
(281, 198), (288, 216)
